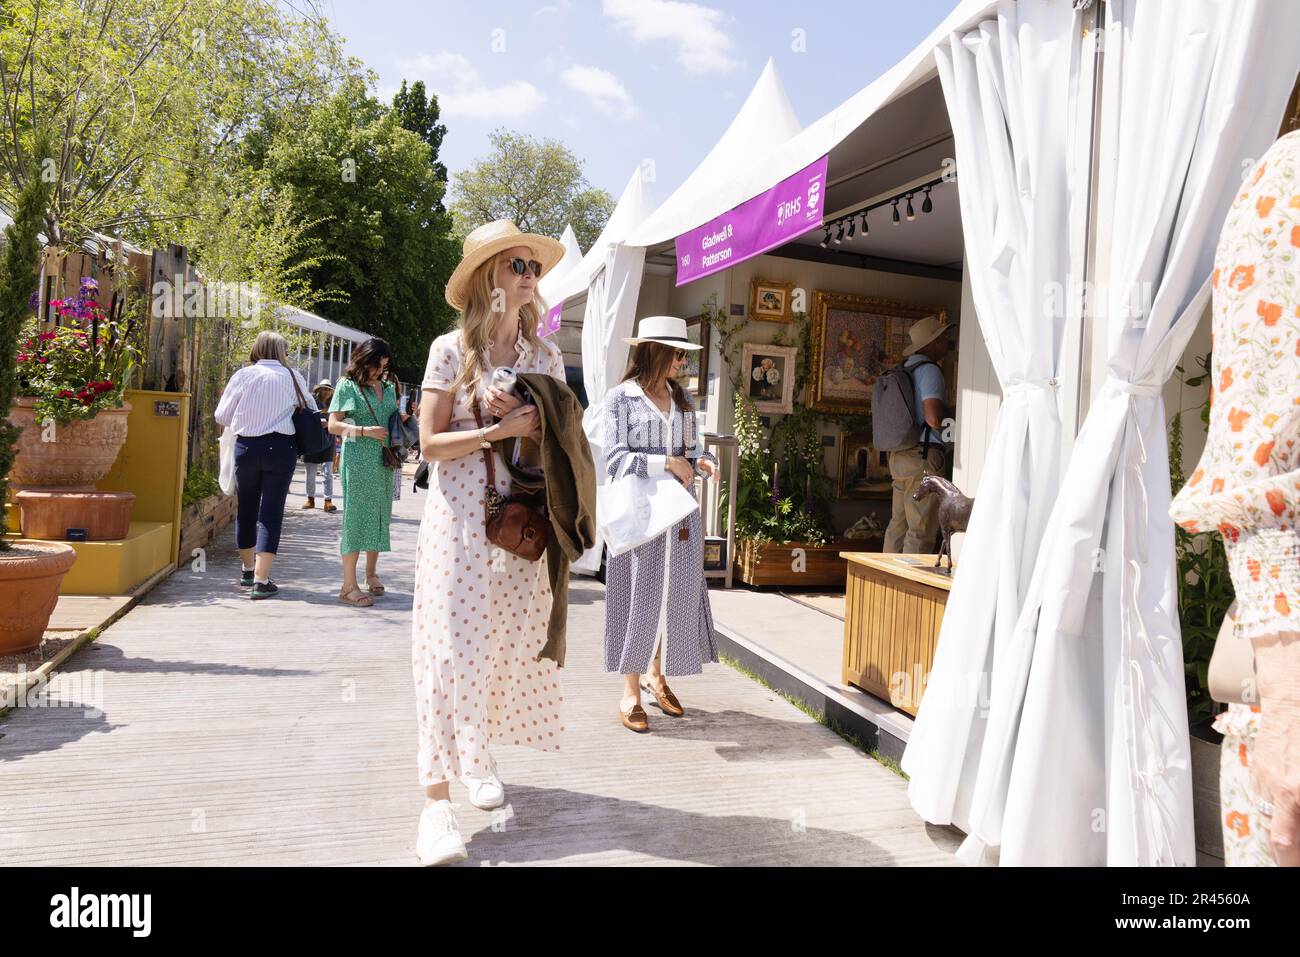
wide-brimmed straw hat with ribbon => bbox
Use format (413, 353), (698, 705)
(444, 219), (567, 311)
(902, 314), (951, 356)
(622, 315), (703, 350)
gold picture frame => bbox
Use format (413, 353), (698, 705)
(838, 430), (893, 500)
(809, 291), (949, 415)
(749, 278), (794, 323)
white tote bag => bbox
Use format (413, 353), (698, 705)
(218, 428), (237, 496)
(598, 470), (698, 558)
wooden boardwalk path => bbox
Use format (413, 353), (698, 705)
(0, 467), (961, 866)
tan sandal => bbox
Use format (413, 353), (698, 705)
(365, 576), (385, 596)
(338, 587), (374, 607)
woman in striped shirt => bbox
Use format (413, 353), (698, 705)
(214, 331), (317, 599)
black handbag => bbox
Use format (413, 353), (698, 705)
(291, 372), (332, 462)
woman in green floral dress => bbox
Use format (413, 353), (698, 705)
(327, 337), (399, 607)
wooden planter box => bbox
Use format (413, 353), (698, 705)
(178, 492), (237, 560)
(735, 538), (850, 588)
(841, 552), (952, 716)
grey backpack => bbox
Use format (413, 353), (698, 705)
(871, 361), (935, 452)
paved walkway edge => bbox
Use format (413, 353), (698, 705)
(712, 620), (915, 764)
(0, 562), (176, 720)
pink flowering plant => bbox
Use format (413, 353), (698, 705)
(17, 277), (139, 424)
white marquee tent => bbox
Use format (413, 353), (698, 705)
(577, 0), (1300, 864)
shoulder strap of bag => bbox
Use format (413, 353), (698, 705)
(287, 365), (309, 409)
(357, 379), (384, 430)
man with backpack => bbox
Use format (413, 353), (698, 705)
(872, 315), (951, 554)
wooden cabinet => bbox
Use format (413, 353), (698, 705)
(840, 552), (952, 717)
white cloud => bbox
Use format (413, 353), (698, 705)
(395, 52), (546, 120)
(601, 0), (740, 74)
(560, 64), (638, 119)
(535, 0), (572, 15)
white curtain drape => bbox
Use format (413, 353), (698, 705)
(573, 240), (647, 574)
(957, 0), (1300, 866)
(901, 0), (1084, 831)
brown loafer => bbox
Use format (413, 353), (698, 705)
(640, 679), (684, 717)
(620, 703), (650, 733)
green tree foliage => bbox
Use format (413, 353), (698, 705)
(392, 80), (448, 193)
(450, 128), (614, 252)
(0, 144), (49, 546)
(246, 75), (457, 375)
(0, 0), (345, 250)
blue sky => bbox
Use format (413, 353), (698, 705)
(320, 0), (958, 209)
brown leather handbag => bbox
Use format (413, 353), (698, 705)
(473, 405), (549, 561)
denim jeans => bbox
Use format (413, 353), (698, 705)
(234, 433), (297, 553)
(304, 460), (334, 499)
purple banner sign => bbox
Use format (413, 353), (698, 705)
(539, 300), (564, 338)
(674, 154), (828, 286)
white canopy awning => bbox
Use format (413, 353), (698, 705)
(625, 0), (1003, 251)
(539, 223), (582, 305)
(625, 56), (802, 249)
(274, 305), (370, 343)
(543, 165), (656, 306)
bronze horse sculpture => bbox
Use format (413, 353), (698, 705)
(912, 474), (973, 572)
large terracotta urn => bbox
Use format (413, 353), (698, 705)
(0, 541), (77, 655)
(7, 398), (131, 491)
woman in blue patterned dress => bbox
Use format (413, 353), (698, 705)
(602, 316), (720, 733)
(327, 337), (398, 608)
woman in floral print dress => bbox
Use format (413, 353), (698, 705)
(1170, 130), (1300, 866)
(327, 337), (398, 608)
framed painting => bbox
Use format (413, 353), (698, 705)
(740, 343), (797, 415)
(677, 314), (710, 397)
(749, 278), (794, 323)
(838, 430), (893, 499)
(808, 291), (948, 415)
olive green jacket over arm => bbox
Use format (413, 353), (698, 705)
(499, 372), (597, 667)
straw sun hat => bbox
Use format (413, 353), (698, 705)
(902, 314), (951, 356)
(444, 220), (567, 311)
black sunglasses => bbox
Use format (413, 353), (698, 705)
(507, 257), (543, 278)
(673, 349), (688, 360)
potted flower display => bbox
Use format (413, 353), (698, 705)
(727, 394), (847, 588)
(9, 276), (139, 492)
(0, 157), (77, 654)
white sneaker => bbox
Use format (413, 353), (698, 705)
(415, 800), (468, 866)
(461, 756), (506, 810)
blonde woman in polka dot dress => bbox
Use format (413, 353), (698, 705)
(412, 221), (568, 866)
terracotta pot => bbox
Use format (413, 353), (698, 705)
(15, 490), (135, 541)
(7, 398), (132, 492)
(0, 541), (77, 655)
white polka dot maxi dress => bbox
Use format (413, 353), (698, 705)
(412, 329), (567, 786)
